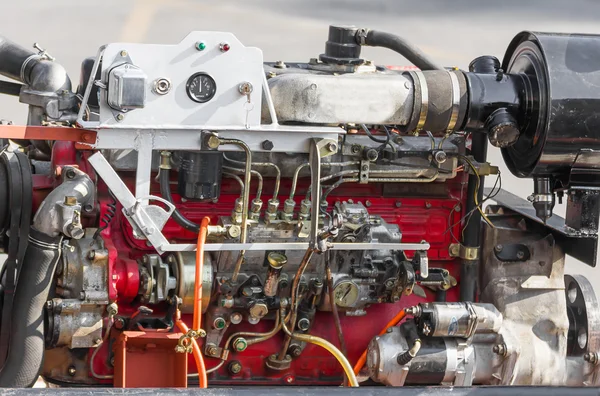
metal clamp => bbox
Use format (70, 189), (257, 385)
(449, 243), (480, 260)
(446, 70), (460, 133)
(413, 70), (429, 134)
(175, 328), (207, 354)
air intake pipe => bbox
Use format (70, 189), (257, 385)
(0, 35), (71, 92)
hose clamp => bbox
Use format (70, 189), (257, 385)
(446, 70), (460, 133)
(20, 54), (42, 84)
(356, 28), (369, 45)
(413, 70), (429, 134)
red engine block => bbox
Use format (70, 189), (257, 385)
(43, 142), (467, 385)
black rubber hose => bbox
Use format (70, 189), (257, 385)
(361, 30), (444, 71)
(0, 228), (61, 387)
(159, 168), (200, 233)
(0, 35), (71, 92)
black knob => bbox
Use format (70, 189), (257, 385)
(319, 25), (363, 65)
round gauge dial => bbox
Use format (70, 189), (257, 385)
(186, 72), (217, 103)
(333, 280), (360, 308)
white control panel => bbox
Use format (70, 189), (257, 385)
(97, 32), (264, 129)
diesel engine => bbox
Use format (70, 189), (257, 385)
(0, 25), (598, 392)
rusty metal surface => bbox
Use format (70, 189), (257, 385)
(0, 124), (96, 145)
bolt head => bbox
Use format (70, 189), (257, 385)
(233, 338), (248, 352)
(116, 113), (124, 121)
(495, 244), (503, 252)
(229, 361), (242, 374)
(65, 168), (77, 179)
(67, 366), (76, 376)
(206, 135), (220, 149)
(327, 142), (338, 152)
(517, 251), (525, 259)
(395, 201), (402, 208)
(261, 140), (274, 151)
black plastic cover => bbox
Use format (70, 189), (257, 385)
(177, 151), (223, 201)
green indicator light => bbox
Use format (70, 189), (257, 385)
(196, 41), (206, 51)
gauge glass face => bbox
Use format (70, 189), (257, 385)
(186, 72), (217, 103)
(333, 280), (359, 308)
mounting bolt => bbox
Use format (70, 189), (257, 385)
(88, 250), (96, 260)
(206, 134), (220, 149)
(67, 366), (76, 376)
(230, 312), (243, 325)
(262, 140), (274, 151)
(365, 200), (372, 207)
(297, 318), (310, 332)
(516, 251), (525, 260)
(213, 317), (226, 330)
(585, 352), (599, 365)
(206, 344), (219, 356)
(425, 202), (432, 209)
(395, 201), (402, 208)
(65, 168), (77, 179)
(233, 337), (248, 352)
(386, 327), (393, 334)
(120, 50), (128, 57)
(228, 360), (242, 375)
(434, 151), (447, 164)
(285, 375), (294, 384)
(493, 343), (507, 356)
(289, 345), (302, 357)
(327, 142), (338, 152)
(494, 244), (503, 252)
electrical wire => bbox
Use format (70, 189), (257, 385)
(280, 307), (359, 387)
(361, 124), (388, 144)
(458, 155), (495, 228)
(443, 170), (502, 240)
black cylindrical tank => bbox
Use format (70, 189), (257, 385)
(177, 151), (223, 201)
(501, 31), (600, 183)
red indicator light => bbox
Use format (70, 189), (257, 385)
(220, 42), (230, 52)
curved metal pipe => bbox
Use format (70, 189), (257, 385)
(223, 166), (263, 200)
(224, 154), (281, 200)
(218, 138), (251, 283)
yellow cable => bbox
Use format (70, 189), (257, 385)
(280, 308), (359, 387)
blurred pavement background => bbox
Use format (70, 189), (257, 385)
(0, 0), (599, 281)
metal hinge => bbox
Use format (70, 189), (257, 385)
(449, 243), (479, 260)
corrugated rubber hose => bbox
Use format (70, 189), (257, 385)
(0, 228), (62, 387)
